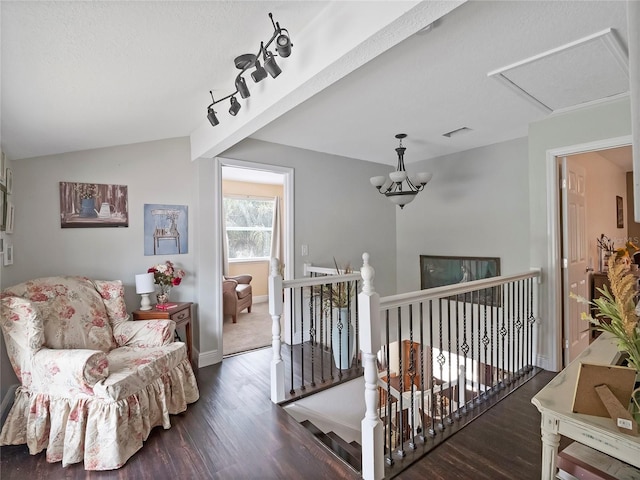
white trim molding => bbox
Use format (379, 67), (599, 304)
(545, 135), (632, 371)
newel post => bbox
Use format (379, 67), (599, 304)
(358, 253), (384, 480)
(269, 257), (285, 403)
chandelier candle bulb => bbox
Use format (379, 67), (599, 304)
(370, 176), (386, 188)
(416, 172), (433, 185)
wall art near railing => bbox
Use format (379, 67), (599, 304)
(420, 254), (501, 306)
(143, 204), (188, 255)
(59, 181), (129, 228)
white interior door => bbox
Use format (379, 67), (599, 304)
(561, 156), (590, 365)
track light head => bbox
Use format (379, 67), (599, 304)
(207, 107), (219, 126)
(263, 51), (281, 78)
(251, 61), (268, 83)
(229, 97), (241, 116)
(275, 32), (292, 57)
(235, 76), (250, 99)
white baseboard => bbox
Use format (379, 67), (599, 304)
(198, 349), (222, 368)
(253, 295), (268, 304)
(1, 384), (18, 425)
(536, 354), (555, 372)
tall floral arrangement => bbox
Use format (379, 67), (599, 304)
(313, 259), (355, 315)
(148, 260), (186, 287)
(576, 242), (640, 371)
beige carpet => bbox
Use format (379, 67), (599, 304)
(223, 301), (273, 356)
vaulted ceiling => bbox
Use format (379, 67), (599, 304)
(1, 1), (632, 166)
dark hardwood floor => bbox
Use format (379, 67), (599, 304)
(0, 346), (558, 479)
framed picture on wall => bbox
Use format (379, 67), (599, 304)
(59, 182), (129, 228)
(0, 151), (5, 186)
(420, 254), (501, 306)
(0, 188), (5, 231)
(143, 204), (188, 255)
(4, 244), (13, 266)
(5, 167), (12, 194)
(616, 195), (624, 228)
(5, 203), (14, 234)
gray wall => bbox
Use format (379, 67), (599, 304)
(395, 137), (530, 293)
(222, 139), (399, 295)
(1, 137), (198, 403)
(0, 136), (398, 402)
(529, 96), (632, 371)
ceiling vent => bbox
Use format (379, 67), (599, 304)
(442, 127), (472, 138)
(488, 28), (628, 113)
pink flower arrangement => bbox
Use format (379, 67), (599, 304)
(148, 260), (186, 287)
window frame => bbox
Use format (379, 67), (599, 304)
(223, 195), (275, 262)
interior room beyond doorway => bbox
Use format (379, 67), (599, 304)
(221, 166), (285, 356)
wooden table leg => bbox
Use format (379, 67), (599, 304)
(185, 319), (192, 364)
(540, 413), (560, 480)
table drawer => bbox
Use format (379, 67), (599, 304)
(170, 308), (190, 322)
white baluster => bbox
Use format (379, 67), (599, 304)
(269, 257), (285, 403)
(358, 253), (385, 480)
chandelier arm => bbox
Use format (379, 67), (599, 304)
(405, 178), (422, 192)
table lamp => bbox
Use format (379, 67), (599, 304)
(135, 273), (155, 310)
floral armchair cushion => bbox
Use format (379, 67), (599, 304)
(0, 276), (199, 471)
(3, 276), (115, 352)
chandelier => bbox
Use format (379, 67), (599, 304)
(207, 12), (292, 127)
(370, 134), (433, 209)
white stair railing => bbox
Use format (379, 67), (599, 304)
(269, 254), (541, 480)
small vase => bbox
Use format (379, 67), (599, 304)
(332, 307), (355, 370)
(157, 285), (172, 305)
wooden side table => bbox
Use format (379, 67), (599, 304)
(132, 302), (193, 363)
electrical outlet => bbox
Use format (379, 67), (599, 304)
(301, 244), (308, 256)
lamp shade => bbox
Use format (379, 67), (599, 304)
(135, 273), (155, 294)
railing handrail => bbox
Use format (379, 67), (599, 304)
(379, 269), (541, 310)
(304, 262), (360, 277)
(283, 272), (363, 289)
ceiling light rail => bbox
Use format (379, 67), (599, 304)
(370, 134), (433, 209)
(207, 12), (292, 126)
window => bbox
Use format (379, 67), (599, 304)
(224, 196), (275, 260)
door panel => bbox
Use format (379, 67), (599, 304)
(562, 157), (590, 365)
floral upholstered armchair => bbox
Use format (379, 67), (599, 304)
(0, 276), (199, 470)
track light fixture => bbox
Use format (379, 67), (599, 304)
(235, 76), (250, 99)
(207, 93), (219, 126)
(207, 106), (219, 126)
(206, 12), (293, 127)
(263, 50), (281, 78)
(229, 97), (241, 116)
(251, 60), (268, 83)
(276, 32), (292, 58)
(370, 134), (433, 209)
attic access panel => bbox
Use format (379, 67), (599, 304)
(488, 28), (629, 113)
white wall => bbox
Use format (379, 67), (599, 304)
(396, 137), (531, 293)
(529, 96), (632, 372)
(572, 151), (628, 270)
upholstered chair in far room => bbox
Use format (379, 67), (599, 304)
(222, 274), (253, 323)
(0, 276), (199, 470)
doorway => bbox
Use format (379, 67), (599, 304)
(555, 141), (633, 366)
(215, 158), (294, 357)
